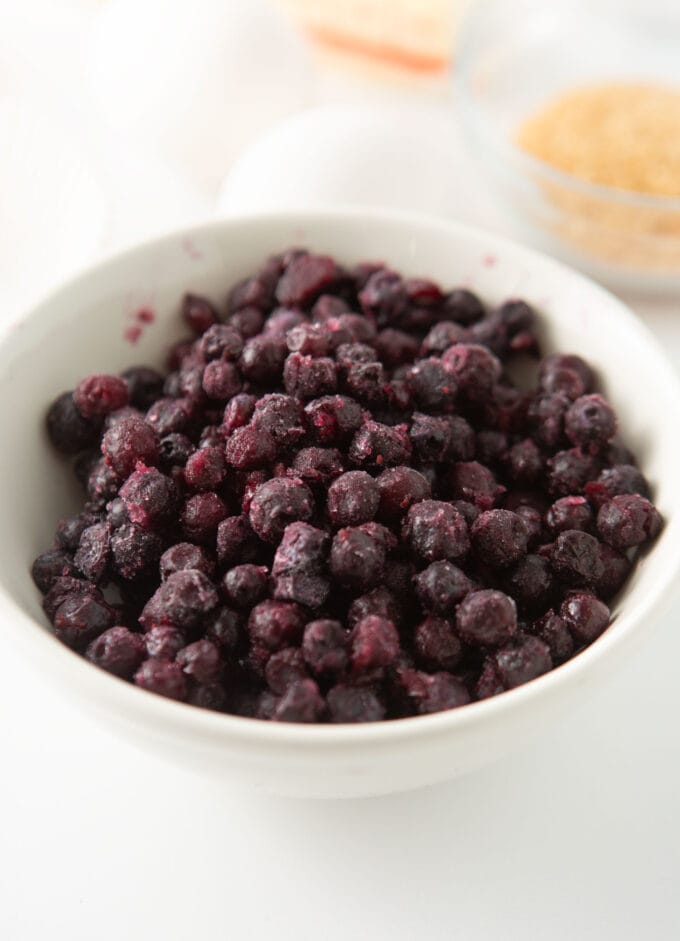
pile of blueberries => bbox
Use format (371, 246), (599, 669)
(32, 249), (663, 722)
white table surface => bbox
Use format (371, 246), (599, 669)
(2, 7), (680, 938)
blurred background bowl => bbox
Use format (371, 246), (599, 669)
(457, 0), (680, 295)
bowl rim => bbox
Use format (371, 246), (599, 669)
(4, 206), (680, 749)
(456, 0), (680, 212)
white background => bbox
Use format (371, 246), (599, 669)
(1, 2), (679, 938)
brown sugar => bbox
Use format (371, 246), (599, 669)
(515, 83), (680, 270)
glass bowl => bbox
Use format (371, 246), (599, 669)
(457, 0), (680, 295)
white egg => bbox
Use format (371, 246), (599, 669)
(87, 0), (314, 188)
(217, 104), (472, 218)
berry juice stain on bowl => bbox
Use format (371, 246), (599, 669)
(124, 307), (156, 345)
(32, 246), (663, 725)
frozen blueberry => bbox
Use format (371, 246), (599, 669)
(119, 465), (178, 528)
(249, 477), (314, 544)
(447, 461), (505, 510)
(54, 594), (115, 649)
(546, 448), (599, 497)
(528, 392), (570, 449)
(102, 416), (159, 478)
(181, 492), (228, 545)
(252, 393), (306, 447)
(225, 425), (277, 470)
(248, 600), (306, 652)
(377, 466), (431, 522)
(560, 592), (610, 644)
(182, 293), (218, 334)
(532, 611), (574, 664)
(597, 494), (663, 549)
(31, 549), (77, 593)
(414, 561), (473, 614)
(488, 633), (552, 689)
(271, 679), (325, 723)
(121, 366), (165, 409)
(550, 530), (604, 586)
(594, 543), (632, 600)
(375, 328), (419, 367)
(471, 509), (529, 568)
(144, 625), (186, 660)
(504, 439), (543, 485)
(46, 391), (101, 454)
(284, 352), (338, 399)
(291, 447), (344, 485)
(216, 515), (258, 568)
(414, 617), (462, 671)
(265, 647), (308, 694)
(110, 524), (163, 580)
(276, 253), (337, 306)
(327, 684), (385, 722)
(397, 668), (470, 715)
(134, 659), (187, 701)
(330, 527), (386, 593)
(198, 324), (243, 362)
(546, 496), (593, 535)
(565, 394), (617, 451)
(239, 335), (287, 385)
(145, 397), (193, 437)
(304, 395), (364, 445)
(302, 619), (348, 677)
(505, 554), (555, 612)
(160, 543), (214, 585)
(74, 375), (129, 419)
(349, 420), (411, 469)
(85, 626), (145, 678)
(350, 615), (399, 676)
(420, 320), (468, 356)
(221, 564), (269, 609)
(406, 358), (457, 412)
(140, 569), (219, 631)
(408, 413), (475, 464)
(222, 393), (256, 436)
(441, 343), (502, 402)
(347, 586), (401, 629)
(159, 433), (195, 469)
(327, 471), (379, 528)
(176, 639), (222, 683)
(403, 500), (469, 563)
(456, 589), (517, 647)
(205, 606), (244, 652)
(74, 522), (111, 582)
(441, 288), (485, 325)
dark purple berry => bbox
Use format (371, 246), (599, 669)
(176, 639), (221, 683)
(560, 592), (610, 644)
(160, 543), (214, 581)
(46, 392), (100, 454)
(145, 625), (186, 660)
(404, 500), (469, 563)
(239, 335), (287, 385)
(546, 448), (599, 497)
(532, 611), (574, 664)
(597, 494), (662, 549)
(54, 594), (115, 648)
(488, 633), (551, 689)
(565, 394), (617, 451)
(414, 617), (462, 671)
(225, 425), (276, 470)
(276, 254), (336, 306)
(74, 374), (129, 418)
(398, 668), (470, 714)
(134, 659), (187, 701)
(272, 678), (325, 722)
(74, 522), (111, 582)
(248, 600), (306, 652)
(377, 466), (431, 522)
(111, 524), (163, 580)
(31, 549), (77, 593)
(471, 509), (528, 568)
(546, 495), (593, 535)
(442, 343), (502, 402)
(550, 530), (604, 586)
(252, 393), (306, 447)
(140, 569), (219, 631)
(86, 626), (145, 678)
(102, 416), (159, 478)
(249, 477), (314, 544)
(265, 647), (308, 694)
(448, 461), (505, 510)
(456, 589), (517, 647)
(330, 526), (386, 593)
(302, 619), (348, 677)
(350, 615), (399, 675)
(181, 492), (228, 545)
(121, 366), (164, 409)
(327, 684), (385, 722)
(414, 560), (472, 614)
(506, 554), (555, 612)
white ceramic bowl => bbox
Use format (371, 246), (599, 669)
(2, 210), (679, 799)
